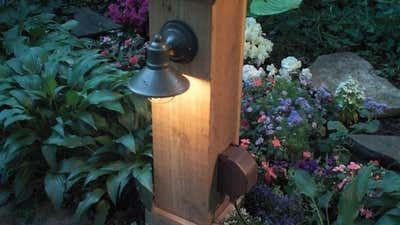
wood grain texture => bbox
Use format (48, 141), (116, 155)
(150, 0), (247, 224)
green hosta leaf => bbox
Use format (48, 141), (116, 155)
(99, 101), (124, 113)
(250, 0), (302, 16)
(44, 173), (66, 209)
(0, 108), (24, 122)
(46, 135), (94, 148)
(13, 75), (42, 91)
(116, 134), (135, 153)
(59, 158), (85, 173)
(9, 90), (34, 109)
(67, 54), (103, 88)
(79, 112), (97, 130)
(101, 161), (129, 172)
(94, 200), (110, 225)
(20, 47), (47, 74)
(84, 170), (112, 186)
(87, 90), (123, 105)
(379, 171), (400, 194)
(375, 208), (400, 225)
(336, 166), (373, 225)
(132, 164), (153, 194)
(292, 169), (318, 199)
(65, 90), (81, 107)
(106, 167), (131, 205)
(6, 58), (24, 75)
(351, 120), (380, 134)
(74, 188), (105, 219)
(41, 145), (57, 170)
(61, 20), (79, 30)
(14, 167), (33, 203)
(3, 114), (32, 128)
(318, 191), (333, 209)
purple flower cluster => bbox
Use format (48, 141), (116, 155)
(287, 110), (303, 127)
(295, 97), (313, 113)
(295, 159), (319, 173)
(315, 86), (333, 103)
(108, 0), (148, 34)
(244, 185), (305, 225)
(278, 98), (292, 113)
(364, 98), (388, 115)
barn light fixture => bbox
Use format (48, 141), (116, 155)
(128, 20), (198, 99)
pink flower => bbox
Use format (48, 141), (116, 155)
(338, 177), (350, 190)
(257, 114), (267, 123)
(100, 50), (109, 57)
(369, 160), (379, 166)
(240, 139), (250, 150)
(360, 208), (373, 219)
(254, 77), (262, 87)
(302, 151), (312, 159)
(261, 161), (277, 184)
(347, 162), (361, 171)
(332, 164), (346, 173)
(123, 38), (132, 47)
(129, 55), (139, 65)
(272, 137), (281, 148)
(241, 120), (250, 129)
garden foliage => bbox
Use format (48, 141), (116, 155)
(0, 2), (152, 224)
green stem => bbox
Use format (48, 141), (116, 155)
(311, 198), (325, 225)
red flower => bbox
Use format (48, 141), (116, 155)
(129, 55), (139, 65)
(241, 120), (250, 129)
(272, 137), (281, 148)
(261, 161), (277, 184)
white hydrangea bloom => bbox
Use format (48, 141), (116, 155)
(299, 68), (313, 86)
(242, 64), (265, 83)
(266, 64), (278, 77)
(280, 56), (302, 73)
(244, 17), (273, 66)
(335, 77), (365, 102)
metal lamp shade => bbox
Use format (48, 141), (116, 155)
(128, 66), (190, 98)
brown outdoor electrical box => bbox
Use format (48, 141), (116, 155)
(218, 146), (258, 199)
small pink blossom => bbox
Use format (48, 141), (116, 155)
(332, 164), (346, 173)
(123, 38), (132, 47)
(302, 151), (312, 159)
(257, 114), (267, 123)
(129, 55), (139, 65)
(272, 137), (281, 148)
(338, 177), (350, 190)
(254, 77), (262, 87)
(360, 208), (373, 219)
(241, 120), (250, 129)
(369, 160), (379, 166)
(100, 50), (109, 57)
(347, 162), (361, 171)
(261, 161), (277, 184)
(240, 138), (250, 150)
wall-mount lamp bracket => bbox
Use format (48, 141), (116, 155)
(128, 20), (198, 98)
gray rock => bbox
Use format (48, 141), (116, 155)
(309, 52), (400, 117)
(72, 7), (121, 37)
(350, 134), (400, 168)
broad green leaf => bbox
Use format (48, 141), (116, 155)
(99, 101), (124, 113)
(292, 169), (318, 199)
(65, 90), (81, 107)
(87, 90), (122, 105)
(351, 120), (380, 134)
(250, 0), (302, 16)
(79, 112), (97, 130)
(106, 167), (131, 205)
(4, 114), (33, 128)
(41, 145), (57, 170)
(336, 166), (373, 225)
(0, 108), (24, 122)
(44, 173), (66, 208)
(379, 171), (400, 194)
(84, 170), (112, 186)
(94, 200), (110, 225)
(101, 161), (129, 172)
(116, 134), (135, 153)
(13, 75), (42, 90)
(61, 20), (79, 30)
(59, 158), (85, 173)
(132, 164), (153, 194)
(46, 135), (94, 148)
(67, 54), (103, 88)
(14, 168), (33, 203)
(375, 208), (400, 225)
(74, 189), (105, 219)
(318, 191), (333, 209)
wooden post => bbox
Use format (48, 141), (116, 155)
(150, 0), (247, 224)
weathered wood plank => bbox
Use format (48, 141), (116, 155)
(150, 0), (247, 224)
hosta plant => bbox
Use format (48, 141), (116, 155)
(0, 3), (152, 224)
